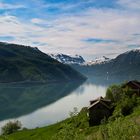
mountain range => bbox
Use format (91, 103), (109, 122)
(0, 42), (86, 83)
(49, 49), (140, 79)
(48, 53), (110, 65)
(0, 41), (140, 82)
(72, 49), (140, 79)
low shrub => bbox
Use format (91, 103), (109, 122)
(1, 120), (22, 135)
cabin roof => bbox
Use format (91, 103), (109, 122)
(88, 96), (111, 110)
(90, 96), (111, 104)
(123, 80), (140, 89)
(88, 100), (111, 110)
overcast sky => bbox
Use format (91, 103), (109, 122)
(0, 0), (140, 60)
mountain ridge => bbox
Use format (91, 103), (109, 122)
(0, 42), (86, 83)
(70, 49), (140, 78)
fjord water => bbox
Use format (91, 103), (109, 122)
(0, 76), (138, 129)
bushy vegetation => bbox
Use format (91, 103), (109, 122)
(1, 120), (22, 135)
(105, 83), (140, 119)
(105, 84), (123, 103)
(99, 82), (140, 139)
(1, 82), (140, 140)
(51, 107), (88, 140)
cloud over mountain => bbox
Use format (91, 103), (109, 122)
(0, 0), (140, 60)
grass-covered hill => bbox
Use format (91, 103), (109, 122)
(1, 81), (140, 140)
(0, 42), (86, 83)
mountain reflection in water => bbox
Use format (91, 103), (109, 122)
(0, 81), (84, 121)
(0, 75), (140, 129)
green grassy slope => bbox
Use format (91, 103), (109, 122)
(0, 106), (140, 140)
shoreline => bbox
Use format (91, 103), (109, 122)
(0, 78), (87, 86)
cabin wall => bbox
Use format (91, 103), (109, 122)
(89, 104), (110, 126)
(124, 85), (140, 96)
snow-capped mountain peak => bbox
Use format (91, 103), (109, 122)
(123, 49), (140, 55)
(83, 56), (110, 66)
(48, 53), (85, 64)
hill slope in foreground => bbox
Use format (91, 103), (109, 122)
(1, 82), (140, 140)
(0, 42), (86, 83)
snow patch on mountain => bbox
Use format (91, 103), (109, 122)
(83, 56), (111, 65)
(48, 53), (85, 64)
(123, 49), (140, 55)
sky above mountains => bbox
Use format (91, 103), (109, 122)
(0, 0), (140, 60)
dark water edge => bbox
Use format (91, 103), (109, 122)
(0, 78), (86, 87)
(0, 80), (85, 121)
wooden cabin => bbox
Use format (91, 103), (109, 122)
(122, 80), (140, 95)
(88, 96), (112, 126)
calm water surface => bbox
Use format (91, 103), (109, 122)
(0, 76), (136, 129)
